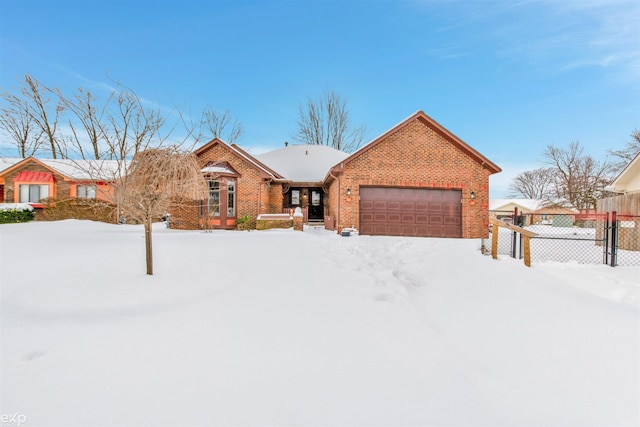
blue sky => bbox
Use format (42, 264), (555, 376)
(1, 0), (639, 197)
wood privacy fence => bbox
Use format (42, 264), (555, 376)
(597, 193), (640, 216)
(597, 193), (640, 253)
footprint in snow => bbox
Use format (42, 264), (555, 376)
(392, 269), (424, 288)
(373, 293), (395, 302)
(21, 350), (46, 363)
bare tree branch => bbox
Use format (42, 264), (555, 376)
(542, 141), (615, 210)
(608, 129), (640, 173)
(0, 91), (43, 157)
(117, 147), (207, 274)
(199, 107), (244, 143)
(507, 167), (556, 199)
(21, 74), (65, 159)
(293, 90), (366, 153)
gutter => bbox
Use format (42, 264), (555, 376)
(328, 169), (341, 232)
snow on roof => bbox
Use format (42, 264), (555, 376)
(489, 199), (549, 211)
(201, 165), (235, 174)
(256, 144), (349, 183)
(0, 158), (23, 173)
(39, 159), (128, 181)
(490, 198), (577, 212)
(610, 151), (640, 193)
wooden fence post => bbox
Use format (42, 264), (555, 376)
(489, 218), (538, 267)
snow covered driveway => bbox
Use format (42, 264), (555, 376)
(1, 220), (638, 426)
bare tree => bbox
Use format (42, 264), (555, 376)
(118, 148), (207, 275)
(293, 91), (366, 153)
(608, 129), (640, 173)
(199, 107), (244, 143)
(507, 167), (556, 199)
(21, 74), (65, 158)
(543, 141), (614, 211)
(60, 87), (112, 159)
(0, 91), (43, 157)
(105, 90), (165, 161)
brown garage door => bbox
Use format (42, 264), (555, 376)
(359, 187), (462, 237)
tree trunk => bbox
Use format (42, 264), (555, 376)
(145, 219), (153, 275)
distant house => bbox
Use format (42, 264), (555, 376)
(490, 198), (577, 226)
(0, 157), (123, 208)
(172, 110), (502, 238)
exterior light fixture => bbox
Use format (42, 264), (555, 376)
(470, 191), (476, 199)
(346, 187), (351, 196)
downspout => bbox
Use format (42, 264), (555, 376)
(258, 178), (263, 216)
(329, 170), (340, 232)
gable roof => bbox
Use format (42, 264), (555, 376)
(257, 144), (350, 183)
(490, 199), (548, 211)
(194, 138), (284, 180)
(610, 151), (640, 193)
(490, 198), (578, 212)
(0, 157), (127, 181)
(0, 158), (23, 173)
(327, 110), (501, 179)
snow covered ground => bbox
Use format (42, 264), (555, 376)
(1, 220), (638, 426)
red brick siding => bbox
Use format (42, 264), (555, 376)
(170, 142), (272, 229)
(329, 119), (491, 238)
(4, 162), (70, 204)
(266, 183), (283, 214)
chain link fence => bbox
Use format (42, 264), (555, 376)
(488, 210), (640, 266)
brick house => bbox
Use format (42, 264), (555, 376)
(0, 157), (122, 208)
(173, 110), (501, 238)
(323, 111), (500, 238)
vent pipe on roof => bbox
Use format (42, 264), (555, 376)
(284, 141), (288, 146)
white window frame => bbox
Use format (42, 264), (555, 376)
(227, 180), (236, 217)
(19, 184), (49, 203)
(76, 184), (97, 199)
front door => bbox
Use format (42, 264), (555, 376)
(309, 189), (323, 220)
(207, 179), (237, 229)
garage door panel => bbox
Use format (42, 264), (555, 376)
(401, 214), (415, 223)
(415, 214), (429, 224)
(387, 213), (402, 223)
(444, 216), (460, 225)
(373, 213), (387, 222)
(360, 187), (461, 238)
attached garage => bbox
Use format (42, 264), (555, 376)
(324, 111), (501, 238)
(359, 187), (462, 238)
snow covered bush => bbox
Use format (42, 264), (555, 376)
(0, 206), (35, 223)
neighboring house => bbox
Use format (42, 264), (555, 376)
(0, 158), (22, 203)
(490, 198), (577, 226)
(598, 152), (640, 251)
(0, 157), (124, 208)
(173, 110), (501, 238)
(609, 151), (640, 195)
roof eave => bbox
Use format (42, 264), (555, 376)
(327, 110), (502, 175)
